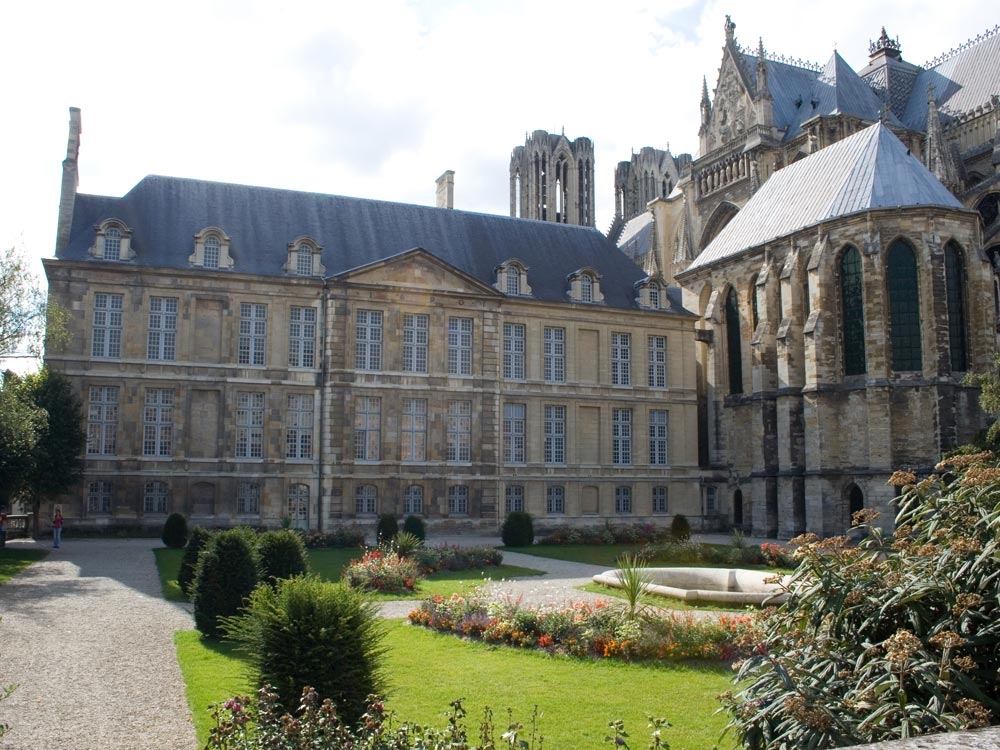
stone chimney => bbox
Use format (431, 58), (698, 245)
(436, 170), (455, 209)
(56, 107), (82, 253)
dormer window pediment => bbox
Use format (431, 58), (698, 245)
(495, 259), (532, 297)
(90, 220), (135, 262)
(189, 227), (234, 270)
(636, 275), (669, 310)
(568, 267), (604, 304)
(284, 237), (325, 276)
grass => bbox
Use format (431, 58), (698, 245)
(177, 620), (736, 749)
(0, 547), (48, 585)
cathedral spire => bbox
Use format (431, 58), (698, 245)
(925, 85), (961, 193)
(699, 76), (712, 154)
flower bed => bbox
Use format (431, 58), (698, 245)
(343, 549), (422, 593)
(537, 522), (671, 546)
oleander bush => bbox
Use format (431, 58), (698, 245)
(501, 511), (534, 547)
(343, 546), (423, 594)
(178, 526), (214, 596)
(161, 512), (189, 549)
(192, 528), (259, 637)
(720, 452), (1000, 749)
(401, 514), (426, 541)
(257, 529), (309, 585)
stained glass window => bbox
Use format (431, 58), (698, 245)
(840, 246), (866, 376)
(887, 240), (921, 371)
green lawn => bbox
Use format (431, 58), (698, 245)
(0, 547), (48, 585)
(177, 621), (736, 749)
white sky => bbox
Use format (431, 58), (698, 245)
(0, 0), (994, 284)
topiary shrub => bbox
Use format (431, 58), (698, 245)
(161, 512), (189, 549)
(501, 511), (534, 547)
(257, 529), (309, 585)
(192, 528), (259, 637)
(178, 526), (214, 596)
(221, 575), (386, 723)
(401, 514), (426, 541)
(376, 513), (398, 544)
(669, 513), (691, 542)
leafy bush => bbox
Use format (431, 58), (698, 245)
(392, 531), (423, 558)
(192, 529), (259, 637)
(411, 544), (503, 573)
(161, 512), (189, 548)
(257, 529), (309, 585)
(300, 526), (366, 548)
(669, 513), (691, 542)
(401, 514), (426, 540)
(178, 526), (214, 596)
(220, 576), (386, 722)
(537, 522), (671, 546)
(501, 511), (534, 547)
(721, 453), (1000, 748)
(376, 513), (398, 544)
(343, 547), (422, 594)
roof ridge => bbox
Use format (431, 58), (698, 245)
(921, 23), (1000, 68)
(738, 44), (822, 72)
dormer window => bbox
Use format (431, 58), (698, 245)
(649, 284), (660, 308)
(636, 276), (668, 310)
(285, 237), (325, 277)
(90, 220), (134, 262)
(506, 266), (520, 295)
(203, 236), (221, 269)
(580, 274), (593, 302)
(495, 259), (532, 297)
(568, 268), (603, 303)
(104, 227), (122, 260)
(190, 228), (234, 270)
(296, 249), (314, 276)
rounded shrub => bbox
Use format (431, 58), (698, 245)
(257, 529), (309, 585)
(376, 513), (398, 544)
(178, 526), (214, 596)
(191, 528), (259, 637)
(670, 513), (691, 542)
(501, 511), (534, 547)
(401, 514), (426, 541)
(161, 512), (189, 549)
(221, 575), (386, 723)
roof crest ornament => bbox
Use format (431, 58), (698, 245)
(725, 15), (736, 45)
(921, 23), (1000, 69)
(735, 41), (822, 71)
(869, 26), (902, 58)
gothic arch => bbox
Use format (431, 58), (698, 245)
(839, 244), (866, 376)
(700, 201), (740, 249)
(724, 284), (743, 394)
(886, 238), (922, 372)
(943, 240), (968, 372)
(844, 483), (864, 523)
(975, 192), (999, 238)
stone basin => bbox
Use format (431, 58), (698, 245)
(592, 566), (790, 606)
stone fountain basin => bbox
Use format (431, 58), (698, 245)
(593, 567), (790, 606)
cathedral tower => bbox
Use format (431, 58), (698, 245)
(510, 130), (595, 226)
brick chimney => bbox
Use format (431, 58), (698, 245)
(436, 170), (455, 209)
(56, 107), (82, 253)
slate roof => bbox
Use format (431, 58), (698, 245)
(685, 123), (963, 272)
(617, 211), (655, 262)
(59, 175), (684, 311)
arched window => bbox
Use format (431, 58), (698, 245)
(580, 274), (593, 302)
(749, 274), (759, 331)
(404, 485), (424, 515)
(648, 283), (660, 309)
(725, 286), (743, 394)
(840, 246), (866, 376)
(887, 240), (922, 371)
(506, 266), (520, 296)
(203, 235), (221, 269)
(847, 484), (864, 524)
(296, 244), (314, 276)
(944, 241), (967, 372)
(104, 227), (122, 260)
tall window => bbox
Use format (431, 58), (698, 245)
(840, 246), (866, 376)
(580, 274), (594, 302)
(236, 392), (265, 458)
(505, 485), (524, 513)
(447, 400), (472, 462)
(944, 241), (967, 372)
(288, 484), (309, 521)
(355, 310), (382, 370)
(238, 302), (267, 366)
(354, 397), (380, 461)
(612, 408), (632, 465)
(401, 398), (427, 462)
(285, 394), (314, 460)
(652, 486), (668, 514)
(448, 317), (473, 375)
(615, 486), (633, 514)
(288, 306), (316, 368)
(546, 485), (565, 515)
(203, 235), (221, 269)
(355, 485), (377, 515)
(649, 409), (668, 465)
(503, 403), (526, 463)
(295, 247), (314, 276)
(649, 284), (661, 309)
(506, 266), (521, 296)
(543, 405), (566, 464)
(404, 485), (424, 515)
(543, 326), (565, 382)
(147, 297), (177, 361)
(103, 227), (122, 260)
(87, 481), (113, 513)
(503, 323), (526, 379)
(725, 287), (743, 393)
(648, 335), (667, 387)
(402, 314), (429, 373)
(611, 332), (631, 385)
(142, 389), (173, 457)
(887, 240), (922, 371)
(87, 385), (118, 455)
(237, 482), (261, 515)
(143, 481), (168, 514)
(448, 485), (469, 515)
(92, 293), (124, 358)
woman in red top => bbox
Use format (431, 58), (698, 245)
(52, 508), (63, 548)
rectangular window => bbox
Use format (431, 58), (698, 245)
(652, 486), (668, 514)
(238, 483), (261, 515)
(355, 310), (383, 370)
(87, 385), (118, 455)
(147, 297), (177, 361)
(92, 292), (124, 358)
(612, 408), (632, 465)
(87, 481), (113, 513)
(649, 410), (669, 465)
(203, 237), (220, 269)
(288, 306), (317, 368)
(355, 485), (377, 515)
(238, 302), (267, 366)
(285, 394), (314, 460)
(402, 314), (429, 373)
(354, 396), (381, 461)
(235, 391), (265, 459)
(543, 326), (566, 382)
(615, 486), (633, 514)
(142, 389), (174, 457)
(143, 481), (168, 514)
(543, 405), (565, 464)
(296, 250), (314, 276)
(288, 484), (308, 519)
(648, 335), (667, 388)
(706, 486), (718, 515)
(505, 484), (524, 513)
(447, 317), (473, 375)
(448, 485), (469, 515)
(503, 402), (526, 463)
(611, 332), (631, 385)
(447, 400), (472, 462)
(546, 485), (565, 515)
(401, 398), (427, 462)
(503, 322), (526, 380)
(404, 485), (424, 515)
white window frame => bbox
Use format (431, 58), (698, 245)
(543, 405), (565, 464)
(285, 394), (314, 460)
(615, 486), (633, 514)
(611, 332), (631, 386)
(447, 317), (473, 375)
(87, 385), (118, 455)
(354, 396), (381, 461)
(505, 484), (525, 513)
(236, 391), (265, 459)
(404, 485), (424, 515)
(143, 388), (174, 457)
(543, 326), (565, 382)
(203, 235), (221, 269)
(288, 483), (309, 520)
(503, 402), (526, 464)
(238, 482), (261, 515)
(355, 484), (378, 516)
(612, 408), (632, 465)
(648, 335), (667, 388)
(448, 485), (469, 515)
(238, 302), (267, 367)
(355, 310), (383, 371)
(87, 481), (113, 513)
(295, 246), (315, 276)
(447, 400), (472, 462)
(401, 398), (427, 462)
(402, 314), (429, 373)
(92, 293), (124, 359)
(147, 297), (177, 361)
(503, 322), (526, 380)
(649, 409), (669, 465)
(288, 306), (317, 368)
(652, 486), (668, 514)
(143, 481), (168, 514)
(546, 485), (565, 515)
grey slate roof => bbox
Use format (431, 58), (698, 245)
(685, 123), (963, 272)
(60, 175), (684, 311)
(617, 212), (655, 262)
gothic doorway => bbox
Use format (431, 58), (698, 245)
(733, 489), (744, 529)
(847, 484), (864, 525)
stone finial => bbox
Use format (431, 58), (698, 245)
(725, 15), (736, 44)
(869, 26), (902, 59)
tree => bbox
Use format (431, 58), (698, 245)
(965, 353), (1000, 446)
(0, 373), (45, 510)
(0, 246), (51, 360)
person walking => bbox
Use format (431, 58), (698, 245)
(52, 507), (63, 548)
